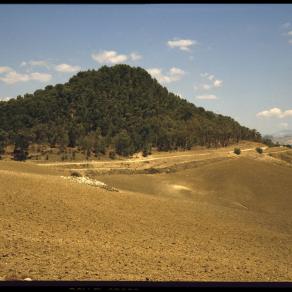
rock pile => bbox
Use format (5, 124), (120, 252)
(61, 176), (119, 192)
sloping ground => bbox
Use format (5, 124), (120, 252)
(0, 158), (291, 281)
(269, 150), (292, 164)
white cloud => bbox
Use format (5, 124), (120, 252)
(202, 84), (212, 90)
(29, 72), (52, 82)
(30, 60), (49, 67)
(130, 52), (142, 61)
(0, 71), (52, 84)
(20, 60), (49, 68)
(169, 67), (185, 76)
(196, 72), (223, 91)
(147, 67), (185, 84)
(256, 107), (292, 118)
(91, 50), (142, 64)
(279, 122), (289, 129)
(196, 94), (218, 100)
(92, 50), (128, 64)
(0, 71), (30, 84)
(200, 72), (215, 81)
(55, 63), (81, 73)
(0, 66), (12, 74)
(287, 31), (292, 35)
(167, 38), (197, 52)
(288, 39), (292, 45)
(213, 79), (223, 88)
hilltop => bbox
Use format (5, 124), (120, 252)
(0, 65), (261, 159)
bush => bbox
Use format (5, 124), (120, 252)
(256, 147), (263, 154)
(109, 151), (116, 160)
(13, 149), (28, 161)
(114, 130), (134, 156)
(142, 143), (152, 157)
(234, 148), (241, 155)
(70, 171), (82, 177)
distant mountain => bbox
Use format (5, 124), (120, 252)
(0, 64), (262, 156)
(272, 129), (292, 138)
(270, 130), (292, 146)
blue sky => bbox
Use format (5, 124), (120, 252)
(1, 4), (292, 135)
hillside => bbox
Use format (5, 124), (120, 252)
(0, 145), (291, 281)
(0, 65), (261, 159)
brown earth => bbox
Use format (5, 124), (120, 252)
(0, 143), (291, 281)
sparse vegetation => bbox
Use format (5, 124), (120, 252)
(1, 143), (292, 281)
(262, 136), (275, 147)
(70, 171), (82, 177)
(13, 133), (29, 161)
(256, 147), (263, 154)
(109, 151), (116, 160)
(142, 143), (152, 157)
(234, 148), (241, 155)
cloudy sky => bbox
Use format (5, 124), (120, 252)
(1, 4), (292, 135)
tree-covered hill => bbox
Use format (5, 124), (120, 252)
(0, 64), (261, 158)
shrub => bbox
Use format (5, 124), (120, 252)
(114, 130), (134, 156)
(234, 148), (241, 155)
(256, 147), (263, 154)
(13, 149), (28, 161)
(142, 143), (152, 157)
(109, 151), (116, 160)
(70, 171), (82, 177)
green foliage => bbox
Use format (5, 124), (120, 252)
(262, 136), (275, 147)
(114, 130), (134, 156)
(0, 129), (7, 155)
(234, 148), (241, 155)
(13, 133), (30, 161)
(256, 147), (263, 154)
(142, 143), (152, 157)
(0, 64), (262, 157)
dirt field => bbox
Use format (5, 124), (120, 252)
(0, 142), (291, 281)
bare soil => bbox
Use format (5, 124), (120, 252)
(0, 142), (291, 281)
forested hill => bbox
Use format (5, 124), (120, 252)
(0, 64), (261, 156)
